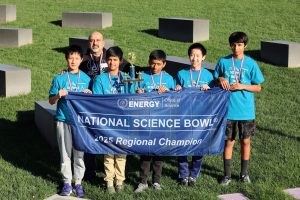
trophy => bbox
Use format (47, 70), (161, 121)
(123, 52), (143, 93)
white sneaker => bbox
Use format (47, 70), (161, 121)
(134, 183), (148, 193)
(152, 182), (162, 190)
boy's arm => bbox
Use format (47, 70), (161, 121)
(174, 71), (183, 91)
(214, 60), (231, 90)
(92, 75), (104, 94)
(230, 83), (261, 92)
(217, 77), (231, 90)
(230, 61), (264, 93)
(49, 89), (68, 105)
(83, 77), (93, 94)
(48, 77), (68, 105)
(157, 75), (174, 94)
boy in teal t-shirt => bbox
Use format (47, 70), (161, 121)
(138, 50), (175, 93)
(174, 43), (214, 187)
(134, 50), (175, 193)
(214, 32), (264, 185)
(92, 47), (132, 95)
(49, 45), (92, 197)
(92, 46), (130, 193)
(175, 43), (214, 90)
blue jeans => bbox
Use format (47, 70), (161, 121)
(178, 156), (203, 179)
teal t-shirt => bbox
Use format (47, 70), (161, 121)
(140, 70), (175, 92)
(214, 55), (265, 120)
(176, 67), (214, 88)
(49, 70), (91, 122)
(93, 71), (132, 94)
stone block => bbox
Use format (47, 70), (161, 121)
(0, 28), (32, 47)
(69, 36), (114, 54)
(284, 188), (300, 200)
(34, 101), (57, 148)
(165, 56), (215, 78)
(44, 194), (89, 200)
(62, 12), (112, 29)
(0, 64), (31, 97)
(261, 40), (300, 68)
(159, 18), (209, 42)
(0, 4), (16, 23)
(218, 193), (250, 200)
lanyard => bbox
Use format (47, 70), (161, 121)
(66, 70), (80, 92)
(231, 56), (244, 83)
(150, 72), (162, 90)
(108, 71), (120, 94)
(190, 68), (202, 87)
(90, 53), (103, 67)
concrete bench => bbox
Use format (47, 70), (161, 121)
(165, 56), (215, 78)
(0, 4), (16, 23)
(0, 28), (32, 47)
(158, 18), (209, 42)
(45, 194), (89, 200)
(62, 12), (112, 29)
(284, 188), (300, 200)
(261, 40), (300, 68)
(218, 193), (250, 200)
(69, 37), (114, 54)
(0, 64), (31, 97)
(34, 101), (57, 148)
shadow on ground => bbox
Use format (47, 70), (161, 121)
(52, 46), (68, 54)
(245, 50), (262, 62)
(49, 20), (62, 27)
(257, 125), (300, 143)
(0, 110), (61, 187)
(139, 29), (159, 38)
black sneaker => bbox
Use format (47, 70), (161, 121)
(188, 177), (196, 187)
(180, 178), (189, 186)
(220, 176), (232, 186)
(240, 174), (251, 184)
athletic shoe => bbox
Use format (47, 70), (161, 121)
(180, 178), (189, 186)
(188, 177), (196, 187)
(152, 182), (162, 190)
(220, 176), (232, 186)
(60, 184), (72, 196)
(115, 184), (124, 193)
(134, 183), (148, 193)
(240, 174), (251, 183)
(107, 186), (116, 193)
(74, 184), (85, 198)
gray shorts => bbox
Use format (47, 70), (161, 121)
(225, 120), (256, 140)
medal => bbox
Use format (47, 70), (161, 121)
(190, 67), (201, 87)
(108, 71), (121, 94)
(231, 56), (244, 83)
(90, 53), (105, 74)
(150, 72), (163, 90)
(66, 70), (80, 92)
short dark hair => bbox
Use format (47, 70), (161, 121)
(65, 45), (83, 59)
(106, 46), (123, 61)
(149, 50), (166, 62)
(229, 32), (248, 46)
(188, 43), (207, 56)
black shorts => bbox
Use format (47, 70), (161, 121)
(225, 120), (256, 140)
